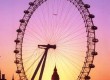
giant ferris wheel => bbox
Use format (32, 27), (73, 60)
(14, 0), (98, 80)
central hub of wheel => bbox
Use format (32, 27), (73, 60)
(38, 44), (56, 49)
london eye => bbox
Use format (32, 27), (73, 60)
(14, 0), (98, 80)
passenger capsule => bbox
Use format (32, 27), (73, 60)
(85, 76), (91, 79)
(20, 19), (25, 23)
(14, 50), (19, 53)
(14, 60), (19, 64)
(84, 4), (90, 8)
(92, 38), (98, 43)
(89, 64), (95, 68)
(14, 39), (20, 43)
(91, 51), (98, 56)
(29, 2), (34, 6)
(91, 26), (97, 30)
(24, 10), (29, 14)
(89, 14), (95, 18)
(16, 70), (21, 74)
(16, 29), (22, 33)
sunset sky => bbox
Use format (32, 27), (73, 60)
(0, 0), (110, 80)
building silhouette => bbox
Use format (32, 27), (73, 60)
(0, 70), (6, 80)
(0, 70), (14, 80)
(0, 66), (60, 80)
(51, 66), (60, 80)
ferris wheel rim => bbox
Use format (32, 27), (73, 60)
(14, 0), (98, 80)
